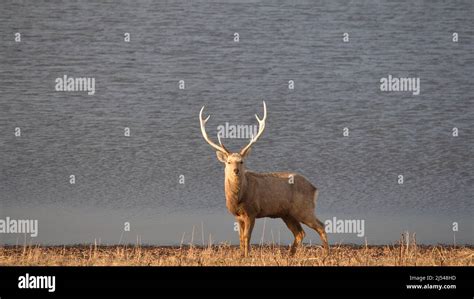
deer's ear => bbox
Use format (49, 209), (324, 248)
(241, 148), (252, 158)
(216, 151), (228, 163)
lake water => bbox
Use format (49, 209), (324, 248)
(0, 0), (472, 246)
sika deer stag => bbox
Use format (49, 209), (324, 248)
(199, 101), (329, 257)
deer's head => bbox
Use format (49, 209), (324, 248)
(199, 101), (267, 179)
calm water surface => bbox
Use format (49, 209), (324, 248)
(0, 0), (472, 245)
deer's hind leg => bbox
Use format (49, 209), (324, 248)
(302, 215), (329, 254)
(282, 216), (305, 256)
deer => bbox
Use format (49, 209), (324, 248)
(199, 101), (329, 257)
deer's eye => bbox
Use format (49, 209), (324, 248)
(227, 161), (231, 164)
(240, 161), (243, 164)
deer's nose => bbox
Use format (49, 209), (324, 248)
(233, 168), (240, 175)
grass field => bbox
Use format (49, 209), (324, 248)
(1, 243), (473, 266)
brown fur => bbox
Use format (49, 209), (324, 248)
(217, 152), (329, 257)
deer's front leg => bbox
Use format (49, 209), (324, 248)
(237, 219), (245, 253)
(243, 217), (255, 257)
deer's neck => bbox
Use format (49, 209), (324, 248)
(224, 172), (247, 214)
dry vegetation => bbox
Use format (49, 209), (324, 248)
(1, 242), (473, 266)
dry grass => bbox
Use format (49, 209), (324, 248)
(1, 242), (473, 266)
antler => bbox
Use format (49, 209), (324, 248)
(239, 101), (267, 156)
(199, 106), (230, 154)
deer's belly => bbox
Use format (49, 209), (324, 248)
(255, 200), (290, 218)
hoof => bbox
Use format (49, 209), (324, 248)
(289, 247), (297, 256)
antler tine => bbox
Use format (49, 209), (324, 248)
(217, 134), (230, 153)
(199, 106), (230, 154)
(240, 101), (267, 156)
